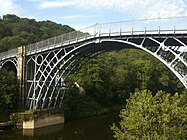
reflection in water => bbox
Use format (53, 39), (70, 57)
(0, 113), (119, 140)
(23, 123), (64, 138)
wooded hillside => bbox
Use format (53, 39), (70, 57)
(0, 14), (75, 52)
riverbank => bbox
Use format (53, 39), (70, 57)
(0, 121), (14, 130)
(0, 105), (121, 131)
(64, 104), (122, 121)
(0, 112), (119, 140)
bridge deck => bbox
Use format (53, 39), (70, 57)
(1, 16), (187, 60)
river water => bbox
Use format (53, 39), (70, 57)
(0, 113), (119, 140)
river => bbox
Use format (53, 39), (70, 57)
(0, 113), (119, 140)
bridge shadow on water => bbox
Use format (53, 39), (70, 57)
(0, 113), (119, 140)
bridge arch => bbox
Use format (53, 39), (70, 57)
(0, 59), (17, 73)
(26, 35), (187, 110)
(103, 39), (187, 88)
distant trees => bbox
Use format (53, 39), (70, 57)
(0, 14), (75, 52)
(111, 90), (187, 140)
(74, 49), (184, 104)
(64, 49), (184, 119)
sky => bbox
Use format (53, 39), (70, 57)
(0, 0), (187, 30)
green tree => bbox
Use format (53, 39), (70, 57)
(73, 49), (184, 115)
(0, 35), (26, 49)
(2, 14), (20, 23)
(0, 14), (75, 51)
(111, 90), (187, 140)
(0, 22), (12, 39)
(0, 71), (18, 121)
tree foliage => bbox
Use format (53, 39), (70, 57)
(74, 49), (184, 106)
(0, 14), (75, 52)
(111, 90), (187, 140)
(0, 71), (18, 121)
(64, 49), (184, 119)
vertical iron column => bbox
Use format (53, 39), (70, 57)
(17, 46), (26, 110)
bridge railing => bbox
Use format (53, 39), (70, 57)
(11, 16), (187, 55)
(0, 48), (18, 61)
(26, 24), (96, 54)
(1, 16), (187, 58)
(99, 17), (187, 36)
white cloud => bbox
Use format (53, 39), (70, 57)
(72, 25), (88, 30)
(39, 0), (187, 18)
(61, 15), (93, 20)
(27, 0), (41, 1)
(0, 0), (20, 16)
(41, 1), (74, 9)
(133, 0), (186, 18)
(62, 15), (81, 20)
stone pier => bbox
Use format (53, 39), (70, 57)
(17, 46), (26, 110)
(23, 114), (64, 129)
(14, 109), (65, 129)
(23, 109), (64, 129)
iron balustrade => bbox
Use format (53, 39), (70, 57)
(0, 48), (18, 61)
(0, 16), (187, 59)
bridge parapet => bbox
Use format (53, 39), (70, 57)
(26, 24), (96, 55)
(25, 16), (187, 55)
(0, 16), (187, 58)
(99, 16), (187, 34)
(0, 48), (18, 61)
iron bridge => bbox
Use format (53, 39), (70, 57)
(0, 17), (187, 110)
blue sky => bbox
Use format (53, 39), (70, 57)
(0, 0), (187, 30)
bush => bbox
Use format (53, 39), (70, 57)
(111, 90), (187, 140)
(0, 71), (18, 121)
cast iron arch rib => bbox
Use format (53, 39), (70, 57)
(26, 35), (187, 110)
(1, 17), (187, 110)
(0, 58), (17, 72)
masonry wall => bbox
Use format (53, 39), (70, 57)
(17, 46), (26, 109)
